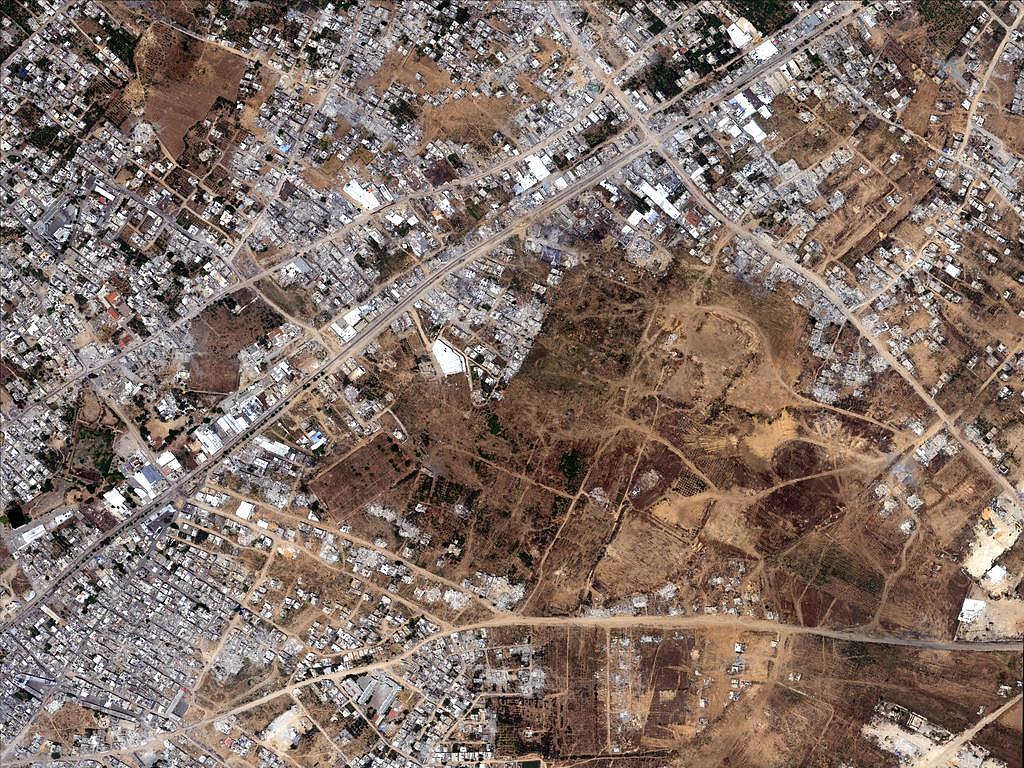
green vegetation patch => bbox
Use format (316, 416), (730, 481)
(558, 448), (586, 490)
(101, 22), (138, 71)
(581, 115), (621, 148)
(627, 55), (685, 99)
(27, 124), (60, 148)
(388, 97), (418, 126)
(782, 544), (884, 595)
(644, 8), (667, 34)
(486, 413), (502, 435)
(70, 426), (117, 480)
(914, 0), (975, 54)
(725, 0), (796, 34)
(840, 639), (884, 668)
(357, 237), (410, 281)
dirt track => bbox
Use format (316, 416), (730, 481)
(188, 611), (1021, 733)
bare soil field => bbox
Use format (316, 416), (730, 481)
(420, 96), (516, 149)
(976, 698), (1024, 768)
(781, 636), (1023, 766)
(188, 289), (283, 394)
(307, 242), (972, 639)
(257, 274), (317, 314)
(492, 626), (608, 758)
(364, 50), (454, 93)
(359, 48), (515, 150)
(312, 433), (416, 517)
(642, 630), (1015, 766)
(525, 497), (617, 615)
(488, 627), (1021, 768)
(134, 23), (246, 158)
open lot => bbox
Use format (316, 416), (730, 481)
(133, 23), (246, 158)
(188, 289), (283, 394)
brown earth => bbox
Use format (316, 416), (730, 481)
(188, 289), (283, 394)
(134, 23), (246, 158)
(312, 432), (415, 517)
